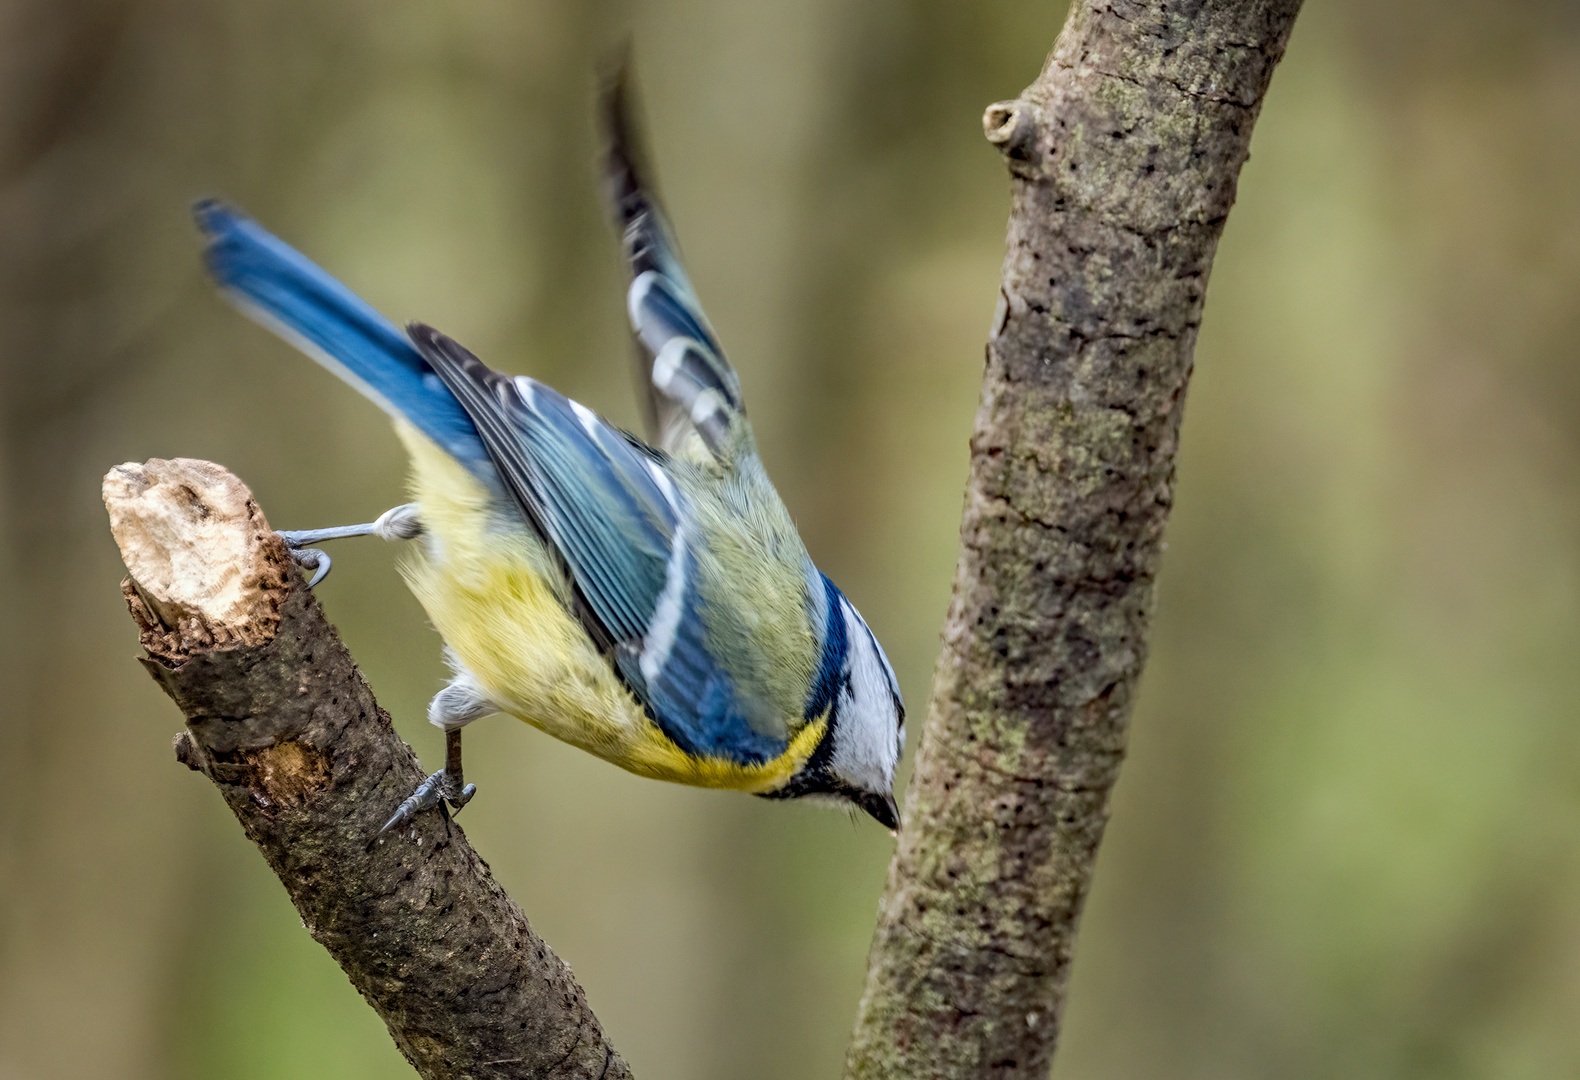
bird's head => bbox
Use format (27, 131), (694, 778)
(765, 582), (905, 830)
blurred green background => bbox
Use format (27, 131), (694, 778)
(4, 1), (1580, 1077)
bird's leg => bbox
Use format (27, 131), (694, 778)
(377, 672), (494, 837)
(444, 728), (477, 815)
(279, 503), (423, 546)
(278, 503), (422, 586)
(378, 729), (477, 836)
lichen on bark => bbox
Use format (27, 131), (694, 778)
(845, 3), (1304, 1078)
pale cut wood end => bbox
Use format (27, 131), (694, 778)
(104, 458), (290, 654)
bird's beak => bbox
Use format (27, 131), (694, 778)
(858, 790), (900, 832)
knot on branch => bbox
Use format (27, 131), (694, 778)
(983, 98), (1041, 175)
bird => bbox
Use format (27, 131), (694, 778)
(195, 64), (905, 835)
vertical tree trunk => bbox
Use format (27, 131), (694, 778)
(845, 3), (1303, 1077)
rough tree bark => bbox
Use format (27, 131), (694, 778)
(104, 458), (629, 1080)
(106, 2), (1301, 1077)
(845, 2), (1301, 1079)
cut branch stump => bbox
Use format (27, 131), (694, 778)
(105, 457), (629, 1080)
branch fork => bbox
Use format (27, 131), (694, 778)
(105, 2), (1303, 1074)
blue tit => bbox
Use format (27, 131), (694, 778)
(195, 66), (904, 834)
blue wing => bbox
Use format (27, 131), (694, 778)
(199, 199), (790, 765)
(408, 325), (787, 764)
(600, 63), (744, 457)
(195, 201), (489, 472)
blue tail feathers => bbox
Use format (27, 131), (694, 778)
(195, 200), (487, 469)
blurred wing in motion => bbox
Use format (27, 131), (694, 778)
(599, 60), (744, 459)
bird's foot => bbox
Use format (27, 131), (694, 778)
(277, 505), (424, 588)
(283, 544), (332, 587)
(378, 767), (476, 837)
(376, 718), (474, 839)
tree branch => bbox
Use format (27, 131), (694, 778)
(104, 457), (630, 1080)
(845, 3), (1302, 1078)
(107, 3), (1303, 1069)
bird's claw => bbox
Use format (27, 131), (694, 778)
(291, 546), (332, 587)
(276, 530), (333, 586)
(377, 769), (475, 836)
(378, 773), (442, 836)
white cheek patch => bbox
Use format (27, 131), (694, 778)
(829, 598), (901, 794)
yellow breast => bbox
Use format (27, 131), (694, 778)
(393, 424), (822, 792)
